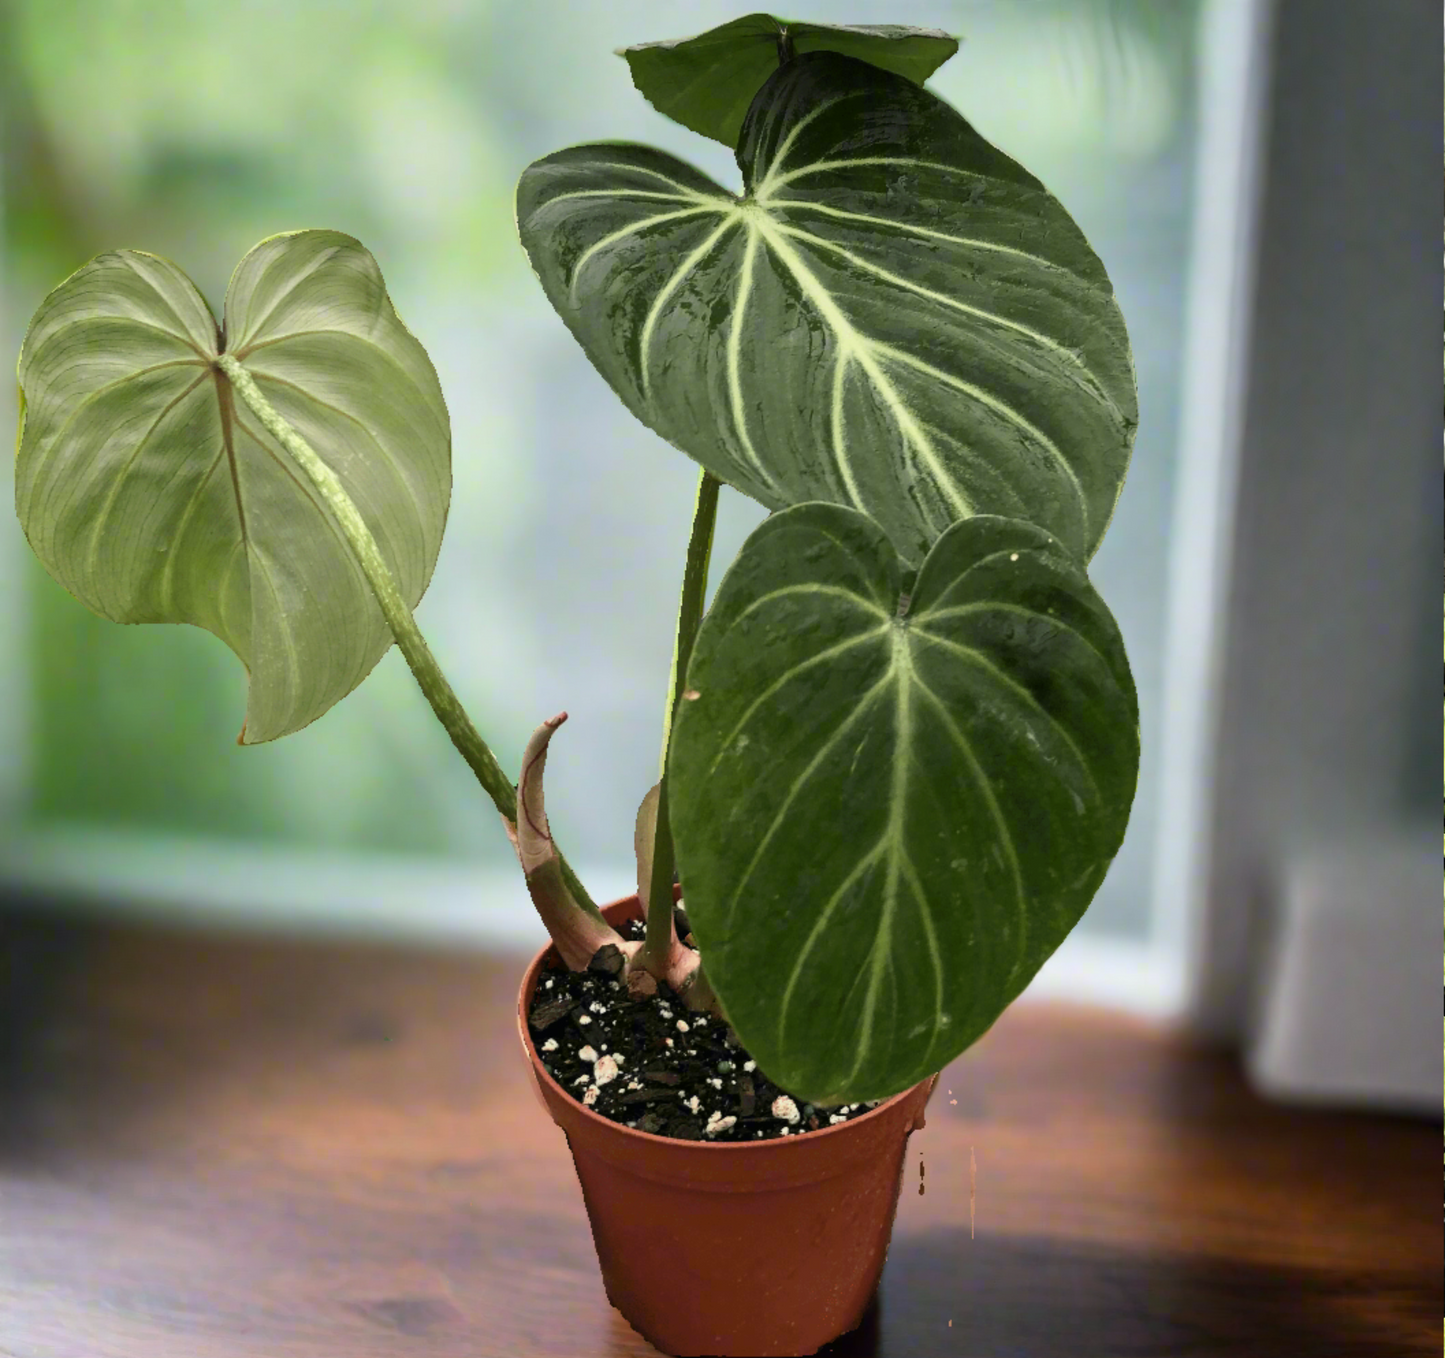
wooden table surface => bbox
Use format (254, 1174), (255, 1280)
(0, 913), (1438, 1358)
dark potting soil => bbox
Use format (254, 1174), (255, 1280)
(527, 918), (882, 1142)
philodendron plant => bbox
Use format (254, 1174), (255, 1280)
(13, 17), (1138, 1111)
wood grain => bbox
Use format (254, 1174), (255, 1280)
(0, 911), (1438, 1357)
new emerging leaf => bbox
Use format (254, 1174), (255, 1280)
(621, 13), (959, 147)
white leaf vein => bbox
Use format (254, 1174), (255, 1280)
(567, 205), (725, 300)
(765, 199), (1067, 273)
(918, 599), (1115, 676)
(726, 227), (779, 492)
(703, 623), (890, 782)
(775, 841), (887, 1054)
(753, 95), (852, 192)
(722, 668), (896, 930)
(760, 155), (1010, 197)
(638, 214), (741, 402)
(776, 222), (1118, 417)
(875, 342), (1090, 534)
(908, 666), (1029, 984)
(829, 349), (865, 510)
(907, 626), (1100, 796)
(839, 649), (913, 1087)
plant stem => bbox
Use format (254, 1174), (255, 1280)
(642, 778), (676, 964)
(644, 469), (720, 962)
(217, 353), (600, 919)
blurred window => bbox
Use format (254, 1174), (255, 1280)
(1, 0), (1207, 950)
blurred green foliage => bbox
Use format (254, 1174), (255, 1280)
(2, 0), (528, 851)
(2, 1), (1201, 896)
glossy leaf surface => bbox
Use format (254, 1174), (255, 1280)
(620, 13), (959, 147)
(15, 230), (450, 742)
(668, 503), (1138, 1104)
(518, 52), (1136, 566)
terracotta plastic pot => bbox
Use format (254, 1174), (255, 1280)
(517, 894), (940, 1358)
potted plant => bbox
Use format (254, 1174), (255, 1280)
(12, 15), (1138, 1356)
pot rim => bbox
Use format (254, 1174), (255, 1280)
(517, 892), (939, 1151)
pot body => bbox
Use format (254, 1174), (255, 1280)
(517, 895), (939, 1358)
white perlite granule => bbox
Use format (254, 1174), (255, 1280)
(683, 1094), (702, 1115)
(675, 1019), (690, 1033)
(593, 1055), (619, 1087)
(544, 978), (554, 989)
(589, 1001), (606, 1014)
(577, 1014), (592, 1025)
(577, 1045), (599, 1064)
(771, 1095), (800, 1124)
(583, 1086), (599, 1106)
(611, 1053), (625, 1066)
(829, 1114), (847, 1125)
(541, 1038), (558, 1053)
(705, 1112), (737, 1136)
(573, 1073), (591, 1086)
(708, 1078), (723, 1090)
(743, 1060), (756, 1073)
(625, 1079), (642, 1091)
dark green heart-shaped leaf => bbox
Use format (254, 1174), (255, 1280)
(15, 229), (450, 743)
(620, 13), (959, 147)
(518, 52), (1136, 567)
(667, 503), (1138, 1105)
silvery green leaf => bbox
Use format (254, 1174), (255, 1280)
(15, 230), (450, 742)
(518, 51), (1136, 566)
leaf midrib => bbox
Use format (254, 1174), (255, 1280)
(837, 633), (915, 1090)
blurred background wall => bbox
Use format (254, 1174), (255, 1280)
(0, 0), (1437, 1106)
(1169, 0), (1440, 1112)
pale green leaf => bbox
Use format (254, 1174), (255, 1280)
(668, 503), (1138, 1104)
(15, 229), (450, 743)
(518, 52), (1136, 567)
